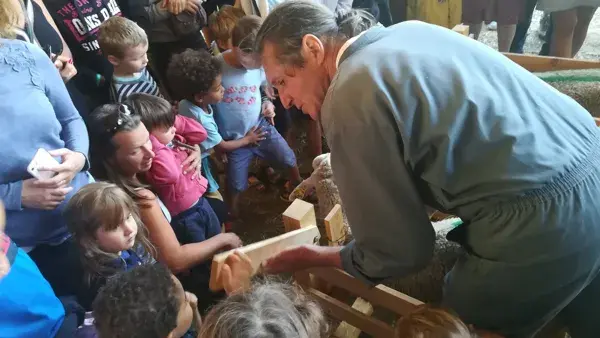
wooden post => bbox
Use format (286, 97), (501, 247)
(282, 199), (318, 287)
(324, 204), (345, 246)
(282, 199), (317, 232)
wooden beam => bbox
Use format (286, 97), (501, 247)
(309, 288), (394, 338)
(324, 204), (345, 246)
(502, 53), (600, 73)
(282, 199), (317, 232)
(333, 297), (374, 338)
(209, 225), (321, 291)
(308, 267), (423, 316)
(451, 24), (469, 37)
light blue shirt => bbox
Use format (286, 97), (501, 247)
(214, 54), (265, 141)
(0, 39), (89, 247)
(179, 100), (223, 157)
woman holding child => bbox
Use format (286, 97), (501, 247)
(86, 101), (242, 310)
(257, 2), (600, 337)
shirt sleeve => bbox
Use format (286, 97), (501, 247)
(200, 117), (223, 152)
(0, 181), (24, 211)
(33, 44), (90, 164)
(174, 115), (208, 145)
(325, 78), (435, 286)
(145, 136), (180, 185)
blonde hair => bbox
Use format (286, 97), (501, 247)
(208, 5), (246, 44)
(64, 182), (156, 283)
(98, 16), (147, 58)
(0, 0), (19, 39)
(395, 305), (477, 338)
(200, 279), (330, 338)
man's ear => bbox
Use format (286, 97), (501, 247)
(301, 34), (326, 65)
(107, 55), (120, 67)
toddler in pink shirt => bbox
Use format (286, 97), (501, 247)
(126, 93), (224, 246)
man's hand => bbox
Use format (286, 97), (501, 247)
(262, 245), (343, 274)
(222, 251), (253, 295)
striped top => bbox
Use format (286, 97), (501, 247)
(110, 68), (162, 103)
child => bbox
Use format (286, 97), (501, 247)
(92, 263), (202, 338)
(395, 305), (505, 338)
(167, 49), (266, 205)
(64, 182), (156, 310)
(199, 278), (330, 337)
(207, 5), (246, 54)
(125, 93), (228, 240)
(98, 16), (162, 103)
(202, 15), (304, 216)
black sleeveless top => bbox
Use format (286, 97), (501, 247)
(16, 1), (63, 56)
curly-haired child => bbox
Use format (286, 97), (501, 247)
(91, 263), (201, 338)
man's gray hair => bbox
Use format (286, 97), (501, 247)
(255, 0), (376, 66)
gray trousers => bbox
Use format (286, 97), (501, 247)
(443, 142), (600, 338)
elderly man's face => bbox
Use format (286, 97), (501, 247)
(261, 39), (330, 120)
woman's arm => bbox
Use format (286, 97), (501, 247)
(36, 0), (72, 60)
(137, 189), (240, 273)
(33, 44), (89, 160)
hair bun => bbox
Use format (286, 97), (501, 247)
(335, 9), (377, 38)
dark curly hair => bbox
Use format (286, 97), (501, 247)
(93, 264), (181, 338)
(167, 48), (222, 102)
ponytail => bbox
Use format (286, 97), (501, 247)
(335, 9), (377, 39)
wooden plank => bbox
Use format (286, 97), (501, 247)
(282, 199), (317, 232)
(308, 267), (423, 316)
(309, 288), (394, 338)
(333, 298), (374, 338)
(209, 225), (321, 291)
(503, 53), (600, 72)
(451, 24), (469, 36)
(324, 204), (345, 246)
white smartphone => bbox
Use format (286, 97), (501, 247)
(27, 148), (59, 180)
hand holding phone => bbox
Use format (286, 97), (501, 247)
(27, 148), (59, 180)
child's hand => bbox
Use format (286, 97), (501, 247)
(264, 84), (276, 100)
(222, 251), (253, 295)
(217, 233), (243, 250)
(261, 101), (276, 125)
(164, 0), (186, 14)
(185, 291), (203, 332)
(184, 0), (200, 14)
(244, 126), (267, 146)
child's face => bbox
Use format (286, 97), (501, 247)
(152, 125), (177, 145)
(234, 48), (262, 70)
(199, 75), (224, 105)
(95, 212), (138, 253)
(169, 275), (196, 338)
(111, 43), (149, 74)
